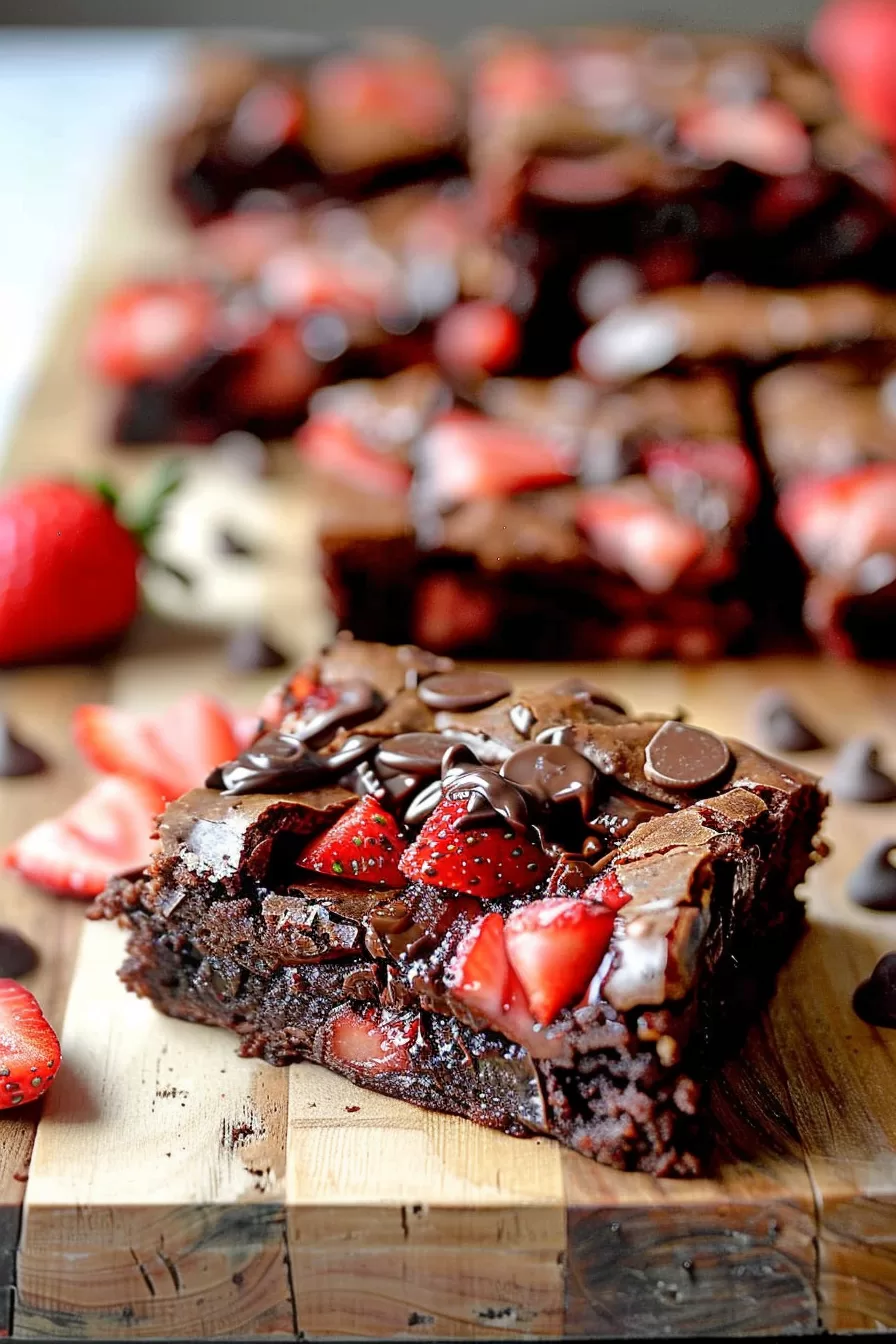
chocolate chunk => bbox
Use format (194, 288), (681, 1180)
(325, 733), (379, 772)
(501, 744), (597, 821)
(753, 691), (824, 753)
(443, 764), (531, 833)
(0, 716), (48, 778)
(286, 678), (386, 748)
(508, 703), (536, 736)
(403, 778), (444, 826)
(848, 840), (896, 911)
(217, 527), (256, 559)
(226, 626), (288, 673)
(825, 738), (896, 803)
(853, 952), (896, 1028)
(644, 721), (731, 792)
(0, 927), (38, 978)
(549, 678), (628, 715)
(377, 733), (450, 776)
(210, 732), (330, 795)
(418, 671), (512, 712)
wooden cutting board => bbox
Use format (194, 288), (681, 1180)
(0, 142), (894, 1341)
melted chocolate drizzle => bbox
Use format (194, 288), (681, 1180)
(209, 732), (331, 796)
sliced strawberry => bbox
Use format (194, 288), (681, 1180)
(86, 281), (215, 385)
(637, 240), (697, 291)
(678, 99), (811, 176)
(443, 911), (559, 1055)
(474, 44), (567, 119)
(777, 463), (896, 571)
(297, 415), (411, 496)
(326, 1005), (416, 1075)
(751, 170), (832, 232)
(434, 302), (521, 380)
(582, 869), (631, 913)
(812, 0), (896, 140)
(504, 897), (615, 1026)
(5, 776), (163, 898)
(399, 793), (550, 899)
(419, 411), (574, 505)
(577, 486), (707, 593)
(642, 439), (760, 523)
(298, 795), (407, 886)
(229, 320), (320, 419)
(0, 980), (61, 1109)
(73, 693), (241, 801)
(412, 572), (498, 653)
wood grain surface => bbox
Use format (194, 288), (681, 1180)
(0, 141), (895, 1339)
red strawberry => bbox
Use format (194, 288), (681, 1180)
(297, 415), (412, 496)
(86, 281), (215, 385)
(434, 302), (521, 380)
(582, 869), (631, 912)
(326, 1006), (416, 1075)
(399, 794), (550, 899)
(642, 439), (760, 523)
(5, 776), (163, 898)
(812, 0), (896, 140)
(577, 487), (706, 593)
(637, 240), (697, 291)
(73, 693), (242, 801)
(504, 897), (615, 1026)
(443, 912), (549, 1054)
(298, 796), (407, 886)
(777, 463), (896, 571)
(0, 980), (61, 1109)
(751, 170), (831, 232)
(419, 411), (574, 505)
(0, 480), (142, 665)
(412, 573), (498, 653)
(229, 320), (320, 418)
(678, 99), (811, 176)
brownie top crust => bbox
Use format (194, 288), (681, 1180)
(141, 635), (823, 1031)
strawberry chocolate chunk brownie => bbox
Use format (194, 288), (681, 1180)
(300, 365), (759, 659)
(93, 636), (828, 1176)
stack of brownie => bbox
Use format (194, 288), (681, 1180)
(85, 27), (896, 658)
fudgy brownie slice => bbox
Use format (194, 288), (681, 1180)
(300, 365), (760, 659)
(754, 353), (896, 658)
(94, 636), (827, 1176)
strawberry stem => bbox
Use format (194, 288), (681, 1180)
(119, 456), (185, 552)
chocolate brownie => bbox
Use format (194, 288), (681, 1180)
(300, 365), (760, 659)
(752, 353), (896, 658)
(93, 636), (828, 1177)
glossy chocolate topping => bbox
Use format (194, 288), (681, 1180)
(377, 732), (453, 775)
(210, 732), (331, 795)
(643, 721), (732, 791)
(418, 670), (512, 712)
(285, 678), (386, 748)
(500, 743), (597, 820)
(443, 764), (532, 833)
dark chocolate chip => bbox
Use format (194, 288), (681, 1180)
(0, 716), (48, 778)
(377, 733), (450, 776)
(501, 743), (597, 820)
(325, 733), (379, 772)
(225, 626), (288, 673)
(753, 691), (824, 753)
(825, 738), (896, 803)
(397, 645), (455, 690)
(848, 839), (896, 911)
(853, 952), (896, 1028)
(643, 721), (731, 791)
(403, 778), (444, 826)
(290, 679), (386, 748)
(440, 742), (478, 776)
(548, 678), (627, 715)
(417, 671), (512, 713)
(444, 765), (531, 833)
(0, 928), (37, 978)
(210, 732), (330, 795)
(217, 528), (256, 559)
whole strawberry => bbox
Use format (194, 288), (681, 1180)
(0, 464), (179, 665)
(0, 979), (61, 1109)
